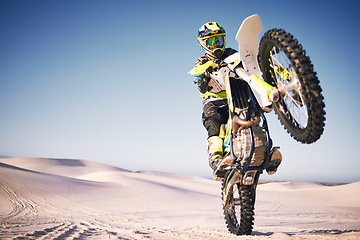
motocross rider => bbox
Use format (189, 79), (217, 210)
(193, 21), (282, 176)
(193, 22), (237, 173)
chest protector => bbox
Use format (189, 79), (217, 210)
(207, 67), (231, 93)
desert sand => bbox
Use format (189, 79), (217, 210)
(0, 158), (359, 239)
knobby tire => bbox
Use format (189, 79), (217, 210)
(222, 171), (257, 235)
(259, 29), (326, 144)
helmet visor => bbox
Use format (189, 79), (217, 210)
(205, 36), (225, 50)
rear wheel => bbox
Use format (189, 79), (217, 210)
(222, 170), (257, 235)
(259, 29), (325, 143)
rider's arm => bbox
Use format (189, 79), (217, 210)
(194, 73), (205, 83)
(193, 57), (213, 93)
(194, 73), (211, 94)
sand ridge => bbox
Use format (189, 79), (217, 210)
(0, 158), (359, 239)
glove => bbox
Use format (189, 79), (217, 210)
(194, 74), (205, 84)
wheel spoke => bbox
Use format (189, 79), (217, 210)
(269, 49), (309, 128)
(232, 198), (241, 205)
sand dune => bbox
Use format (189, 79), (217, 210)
(0, 158), (359, 239)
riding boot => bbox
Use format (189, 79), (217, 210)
(266, 147), (282, 175)
(207, 136), (224, 171)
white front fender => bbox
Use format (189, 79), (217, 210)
(235, 14), (263, 78)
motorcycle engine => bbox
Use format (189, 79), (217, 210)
(233, 125), (267, 167)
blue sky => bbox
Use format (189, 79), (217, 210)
(1, 0), (359, 183)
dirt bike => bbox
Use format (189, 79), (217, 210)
(188, 15), (325, 235)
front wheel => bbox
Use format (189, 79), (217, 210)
(259, 29), (325, 144)
(222, 170), (257, 235)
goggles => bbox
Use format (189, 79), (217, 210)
(205, 36), (225, 50)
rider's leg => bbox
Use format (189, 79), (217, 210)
(207, 135), (223, 170)
(202, 99), (229, 171)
